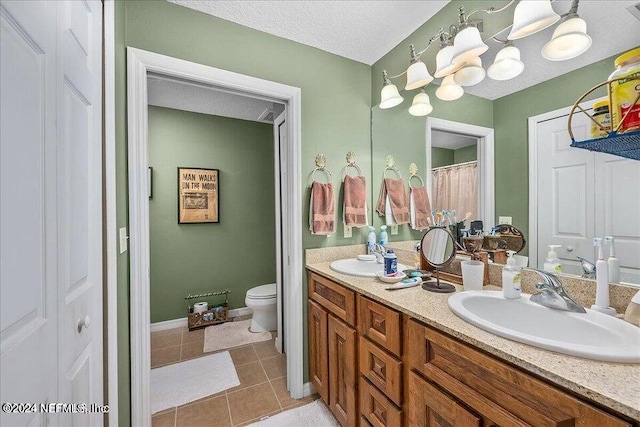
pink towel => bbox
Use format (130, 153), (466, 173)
(310, 181), (335, 235)
(376, 178), (410, 225)
(343, 175), (367, 227)
(411, 186), (431, 229)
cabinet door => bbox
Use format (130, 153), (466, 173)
(329, 315), (358, 427)
(408, 371), (481, 427)
(309, 300), (329, 404)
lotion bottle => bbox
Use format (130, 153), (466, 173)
(604, 236), (620, 284)
(591, 238), (617, 316)
(543, 245), (563, 274)
(367, 226), (377, 255)
(379, 225), (388, 246)
(502, 250), (522, 299)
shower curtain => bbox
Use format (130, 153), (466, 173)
(432, 161), (477, 218)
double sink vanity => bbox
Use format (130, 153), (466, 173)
(306, 244), (640, 427)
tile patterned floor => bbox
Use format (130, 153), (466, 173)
(150, 323), (317, 427)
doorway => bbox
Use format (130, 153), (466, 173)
(425, 118), (495, 230)
(126, 48), (303, 426)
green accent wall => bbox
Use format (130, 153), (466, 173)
(148, 106), (276, 323)
(431, 147), (454, 168)
(454, 145), (477, 164)
(115, 1), (371, 424)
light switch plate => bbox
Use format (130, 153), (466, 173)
(343, 226), (352, 238)
(498, 216), (512, 225)
(390, 224), (398, 235)
(119, 227), (128, 254)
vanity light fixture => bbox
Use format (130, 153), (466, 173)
(379, 70), (404, 109)
(541, 0), (592, 61)
(408, 90), (434, 117)
(487, 42), (525, 81)
(379, 0), (591, 116)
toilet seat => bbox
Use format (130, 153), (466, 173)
(246, 283), (276, 300)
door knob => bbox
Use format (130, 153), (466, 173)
(566, 246), (574, 252)
(77, 315), (91, 333)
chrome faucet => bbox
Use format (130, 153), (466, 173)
(576, 256), (596, 279)
(371, 243), (386, 263)
(529, 269), (586, 313)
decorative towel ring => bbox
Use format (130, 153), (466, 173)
(341, 151), (363, 179)
(308, 153), (333, 184)
(382, 155), (402, 179)
(409, 163), (425, 187)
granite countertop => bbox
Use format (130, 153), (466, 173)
(305, 248), (640, 421)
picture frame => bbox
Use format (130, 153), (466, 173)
(177, 167), (219, 224)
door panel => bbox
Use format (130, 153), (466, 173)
(308, 300), (329, 404)
(1, 1), (58, 426)
(328, 315), (357, 427)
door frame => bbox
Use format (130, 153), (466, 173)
(273, 111), (285, 354)
(527, 97), (604, 268)
(425, 117), (495, 230)
(126, 47), (303, 426)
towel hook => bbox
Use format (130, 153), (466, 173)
(383, 155), (402, 179)
(308, 153), (332, 184)
(342, 151), (363, 179)
(409, 162), (425, 187)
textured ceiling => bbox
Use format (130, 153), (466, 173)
(167, 0), (449, 65)
(147, 76), (279, 123)
(461, 0), (640, 100)
(432, 130), (477, 150)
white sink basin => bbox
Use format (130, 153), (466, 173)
(448, 291), (640, 363)
(330, 258), (408, 278)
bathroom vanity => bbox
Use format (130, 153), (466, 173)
(306, 250), (640, 427)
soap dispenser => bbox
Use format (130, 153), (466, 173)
(379, 225), (388, 246)
(591, 238), (617, 316)
(367, 226), (377, 255)
(543, 245), (563, 274)
(604, 236), (620, 284)
(502, 250), (521, 299)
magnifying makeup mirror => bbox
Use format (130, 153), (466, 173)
(420, 227), (457, 293)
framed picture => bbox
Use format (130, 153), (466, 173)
(178, 167), (219, 224)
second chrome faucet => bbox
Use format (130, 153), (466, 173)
(529, 269), (586, 313)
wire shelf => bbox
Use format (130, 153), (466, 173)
(567, 77), (640, 161)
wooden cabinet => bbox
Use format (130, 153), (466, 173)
(307, 272), (358, 427)
(307, 269), (634, 427)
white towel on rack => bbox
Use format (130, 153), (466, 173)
(385, 195), (396, 226)
(410, 192), (417, 230)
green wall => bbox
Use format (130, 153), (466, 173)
(115, 1), (371, 424)
(454, 145), (477, 164)
(148, 107), (276, 323)
(493, 55), (613, 249)
(431, 147), (454, 168)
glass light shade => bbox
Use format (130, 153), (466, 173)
(487, 45), (525, 80)
(379, 83), (404, 109)
(408, 91), (433, 117)
(435, 75), (464, 101)
(434, 45), (465, 78)
(508, 0), (560, 40)
(452, 26), (489, 64)
(541, 17), (592, 61)
(454, 57), (486, 87)
(405, 61), (434, 90)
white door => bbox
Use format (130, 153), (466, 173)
(0, 1), (104, 426)
(273, 111), (286, 354)
(536, 108), (640, 283)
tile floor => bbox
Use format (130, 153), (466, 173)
(150, 322), (317, 427)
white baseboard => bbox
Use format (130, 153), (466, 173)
(303, 382), (316, 398)
(150, 307), (253, 332)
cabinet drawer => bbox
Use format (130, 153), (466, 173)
(408, 370), (481, 427)
(407, 319), (632, 427)
(358, 337), (402, 406)
(359, 377), (402, 427)
(309, 272), (356, 326)
(358, 295), (401, 357)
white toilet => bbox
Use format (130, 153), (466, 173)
(245, 283), (277, 332)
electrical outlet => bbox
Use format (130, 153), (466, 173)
(498, 216), (512, 225)
(390, 224), (399, 235)
(343, 225), (352, 238)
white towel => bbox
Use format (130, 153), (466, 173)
(385, 195), (396, 226)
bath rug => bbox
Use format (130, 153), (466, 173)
(248, 399), (339, 426)
(203, 319), (271, 353)
(150, 351), (239, 414)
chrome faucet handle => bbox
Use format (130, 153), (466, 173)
(530, 269), (586, 313)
